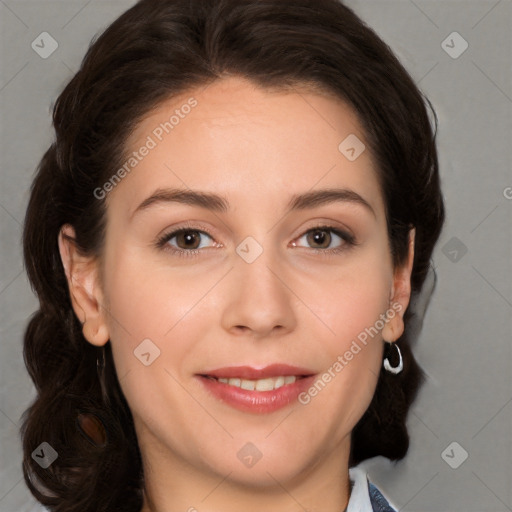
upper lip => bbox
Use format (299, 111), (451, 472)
(200, 364), (316, 380)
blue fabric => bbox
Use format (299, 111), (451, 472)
(368, 481), (396, 512)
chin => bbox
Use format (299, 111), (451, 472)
(200, 441), (318, 488)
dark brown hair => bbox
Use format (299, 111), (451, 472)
(21, 0), (444, 510)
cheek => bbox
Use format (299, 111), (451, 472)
(306, 272), (389, 388)
(100, 254), (211, 439)
(293, 251), (392, 428)
(101, 248), (214, 379)
(299, 249), (393, 350)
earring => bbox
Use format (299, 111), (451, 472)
(383, 342), (403, 374)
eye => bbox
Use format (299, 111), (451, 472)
(292, 226), (355, 253)
(156, 228), (217, 254)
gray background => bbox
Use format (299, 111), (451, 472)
(1, 0), (511, 511)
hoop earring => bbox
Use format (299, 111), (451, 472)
(383, 342), (403, 374)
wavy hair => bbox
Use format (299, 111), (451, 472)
(21, 0), (445, 510)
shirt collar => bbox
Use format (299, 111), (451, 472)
(347, 466), (374, 512)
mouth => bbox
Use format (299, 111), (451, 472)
(202, 374), (307, 391)
(196, 364), (316, 413)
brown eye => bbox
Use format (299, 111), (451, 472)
(292, 226), (354, 253)
(158, 228), (215, 252)
(175, 230), (202, 249)
(306, 229), (332, 249)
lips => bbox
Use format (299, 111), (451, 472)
(197, 364), (316, 413)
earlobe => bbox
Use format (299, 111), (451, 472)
(82, 318), (110, 347)
(382, 228), (415, 342)
(58, 224), (110, 347)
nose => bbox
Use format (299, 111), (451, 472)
(220, 248), (297, 339)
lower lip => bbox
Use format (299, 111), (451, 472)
(197, 375), (316, 413)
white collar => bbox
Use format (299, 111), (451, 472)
(347, 466), (373, 512)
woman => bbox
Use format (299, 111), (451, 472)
(21, 0), (444, 511)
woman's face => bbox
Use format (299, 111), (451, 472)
(62, 76), (413, 493)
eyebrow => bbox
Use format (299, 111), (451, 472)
(131, 187), (375, 218)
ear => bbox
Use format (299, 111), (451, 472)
(58, 224), (110, 347)
(382, 228), (415, 342)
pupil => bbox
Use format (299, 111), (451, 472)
(309, 229), (330, 248)
(179, 231), (199, 249)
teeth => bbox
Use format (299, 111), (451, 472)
(240, 379), (255, 391)
(274, 376), (285, 389)
(255, 378), (274, 391)
(216, 375), (298, 391)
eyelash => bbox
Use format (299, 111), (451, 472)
(155, 224), (357, 259)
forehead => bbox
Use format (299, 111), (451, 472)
(110, 76), (384, 217)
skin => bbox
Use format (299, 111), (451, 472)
(59, 76), (414, 512)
